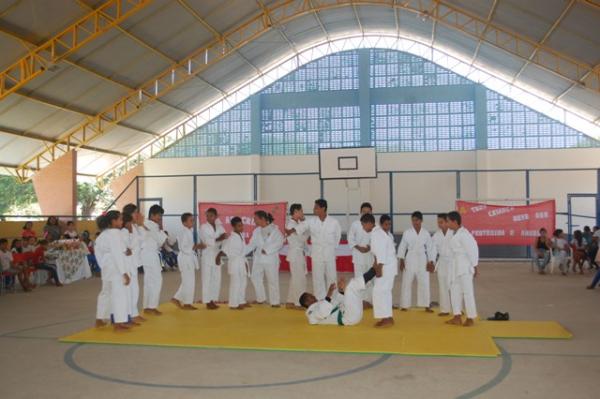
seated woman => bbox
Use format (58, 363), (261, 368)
(534, 228), (551, 274)
(63, 221), (79, 239)
(21, 222), (37, 240)
(570, 230), (588, 274)
(43, 217), (62, 241)
(551, 229), (569, 275)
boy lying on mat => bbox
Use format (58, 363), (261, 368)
(299, 263), (382, 326)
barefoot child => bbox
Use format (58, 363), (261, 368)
(432, 213), (453, 316)
(216, 217), (251, 310)
(397, 211), (436, 312)
(95, 211), (132, 331)
(445, 211), (479, 327)
(199, 208), (228, 309)
(299, 263), (382, 326)
(122, 203), (145, 323)
(171, 213), (203, 310)
(285, 204), (309, 309)
(141, 205), (167, 315)
(367, 214), (397, 328)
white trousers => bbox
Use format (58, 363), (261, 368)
(287, 254), (307, 306)
(340, 276), (366, 326)
(450, 273), (477, 318)
(174, 267), (196, 305)
(96, 280), (111, 320)
(353, 260), (374, 303)
(373, 264), (396, 319)
(129, 271), (140, 317)
(312, 257), (337, 300)
(436, 260), (451, 314)
(201, 257), (221, 303)
(251, 260), (280, 305)
(143, 265), (163, 309)
(228, 264), (247, 308)
(111, 276), (130, 324)
(401, 262), (430, 309)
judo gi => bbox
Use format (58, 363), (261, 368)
(249, 224), (284, 305)
(449, 226), (479, 319)
(397, 227), (436, 309)
(141, 220), (167, 309)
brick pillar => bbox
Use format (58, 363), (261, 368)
(32, 151), (77, 217)
(109, 165), (143, 211)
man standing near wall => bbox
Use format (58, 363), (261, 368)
(289, 199), (341, 301)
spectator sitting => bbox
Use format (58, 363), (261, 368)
(11, 238), (24, 254)
(21, 221), (37, 239)
(161, 231), (178, 270)
(0, 238), (34, 291)
(551, 229), (569, 275)
(591, 226), (600, 269)
(534, 228), (551, 274)
(81, 230), (99, 274)
(43, 217), (62, 241)
(63, 221), (79, 239)
(570, 230), (588, 274)
(31, 240), (62, 287)
(23, 236), (37, 253)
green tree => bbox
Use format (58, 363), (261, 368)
(77, 182), (112, 216)
(0, 176), (37, 215)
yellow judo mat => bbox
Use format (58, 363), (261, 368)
(60, 303), (572, 358)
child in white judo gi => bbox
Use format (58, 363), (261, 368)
(347, 202), (374, 308)
(445, 211), (479, 327)
(285, 203), (309, 309)
(432, 213), (454, 317)
(199, 208), (228, 309)
(95, 211), (131, 331)
(171, 213), (203, 310)
(217, 217), (251, 310)
(141, 205), (168, 316)
(122, 203), (146, 323)
(249, 211), (284, 307)
(120, 212), (140, 325)
(299, 263), (382, 326)
(397, 211), (436, 312)
(366, 214), (397, 328)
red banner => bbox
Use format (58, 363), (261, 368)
(456, 200), (555, 245)
(198, 202), (287, 243)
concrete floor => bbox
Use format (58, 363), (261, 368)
(1, 262), (599, 399)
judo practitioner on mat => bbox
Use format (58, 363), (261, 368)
(299, 263), (382, 326)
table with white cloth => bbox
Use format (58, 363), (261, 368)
(46, 243), (93, 284)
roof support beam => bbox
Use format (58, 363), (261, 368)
(352, 4), (364, 36)
(511, 0), (576, 84)
(256, 0), (299, 56)
(177, 0), (262, 77)
(309, 0), (330, 41)
(469, 0), (498, 66)
(0, 0), (151, 100)
(11, 91), (160, 137)
(0, 125), (127, 156)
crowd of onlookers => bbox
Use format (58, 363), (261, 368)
(1, 216), (181, 293)
(534, 225), (600, 288)
(0, 217), (100, 292)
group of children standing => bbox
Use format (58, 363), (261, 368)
(93, 199), (479, 331)
(301, 203), (479, 328)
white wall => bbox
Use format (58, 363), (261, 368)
(140, 148), (599, 234)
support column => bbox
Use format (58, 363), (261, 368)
(358, 49), (371, 147)
(474, 85), (488, 150)
(32, 150), (77, 218)
(250, 94), (262, 155)
(109, 164), (143, 211)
